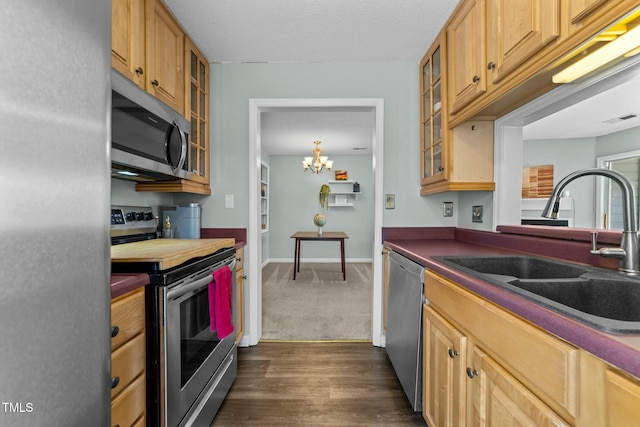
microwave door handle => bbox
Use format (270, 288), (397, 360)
(174, 121), (187, 173)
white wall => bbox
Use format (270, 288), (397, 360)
(202, 61), (482, 231)
(523, 138), (597, 227)
(268, 154), (374, 261)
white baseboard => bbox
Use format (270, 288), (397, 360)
(265, 257), (373, 264)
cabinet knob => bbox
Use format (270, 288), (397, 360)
(111, 326), (119, 338)
(487, 62), (495, 70)
(438, 166), (444, 172)
(466, 367), (478, 379)
(135, 67), (144, 75)
(448, 348), (459, 358)
(472, 75), (480, 83)
(111, 376), (120, 389)
(242, 275), (247, 280)
(151, 79), (159, 87)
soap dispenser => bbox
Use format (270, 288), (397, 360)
(163, 215), (174, 239)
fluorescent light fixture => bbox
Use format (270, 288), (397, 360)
(553, 24), (640, 83)
(117, 170), (139, 176)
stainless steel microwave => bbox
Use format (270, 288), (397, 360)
(111, 70), (191, 182)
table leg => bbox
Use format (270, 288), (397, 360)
(297, 239), (301, 273)
(341, 238), (346, 280)
(293, 238), (298, 280)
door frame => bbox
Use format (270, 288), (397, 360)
(247, 98), (385, 347)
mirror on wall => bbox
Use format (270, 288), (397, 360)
(498, 57), (640, 230)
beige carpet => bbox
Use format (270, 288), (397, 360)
(261, 262), (373, 340)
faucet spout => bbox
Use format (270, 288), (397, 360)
(542, 168), (640, 275)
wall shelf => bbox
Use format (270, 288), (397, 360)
(327, 180), (361, 207)
(260, 162), (269, 232)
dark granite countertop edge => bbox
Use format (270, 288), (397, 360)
(384, 238), (640, 380)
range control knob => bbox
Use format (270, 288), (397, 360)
(144, 212), (154, 221)
(135, 212), (144, 221)
(125, 212), (135, 222)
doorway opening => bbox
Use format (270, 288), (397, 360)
(247, 98), (385, 347)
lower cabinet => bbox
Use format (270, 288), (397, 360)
(235, 246), (245, 345)
(423, 270), (640, 427)
(605, 369), (640, 426)
(468, 345), (570, 427)
(423, 305), (467, 427)
(111, 287), (146, 427)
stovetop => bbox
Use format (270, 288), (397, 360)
(111, 205), (158, 244)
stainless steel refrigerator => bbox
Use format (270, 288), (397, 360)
(0, 1), (111, 426)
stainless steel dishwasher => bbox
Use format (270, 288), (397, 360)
(386, 251), (425, 412)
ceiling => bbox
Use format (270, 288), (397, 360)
(162, 1), (640, 151)
(523, 65), (640, 140)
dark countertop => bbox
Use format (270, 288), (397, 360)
(384, 237), (640, 380)
(110, 273), (149, 299)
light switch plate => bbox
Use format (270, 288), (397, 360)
(225, 194), (234, 209)
(443, 201), (454, 217)
(472, 205), (483, 223)
(385, 194), (395, 209)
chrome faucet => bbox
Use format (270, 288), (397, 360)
(541, 168), (640, 275)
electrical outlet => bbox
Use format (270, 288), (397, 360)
(385, 194), (395, 209)
(443, 201), (454, 217)
(472, 205), (483, 223)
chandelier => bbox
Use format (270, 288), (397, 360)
(302, 140), (333, 174)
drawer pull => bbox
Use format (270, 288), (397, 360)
(466, 367), (478, 379)
(111, 326), (119, 338)
(135, 67), (144, 75)
(448, 348), (459, 358)
(111, 376), (120, 389)
(151, 79), (159, 87)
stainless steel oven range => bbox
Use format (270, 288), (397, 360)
(111, 205), (237, 427)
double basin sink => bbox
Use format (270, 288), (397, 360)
(434, 255), (640, 334)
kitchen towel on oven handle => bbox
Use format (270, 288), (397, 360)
(208, 264), (234, 339)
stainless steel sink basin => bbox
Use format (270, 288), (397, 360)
(435, 255), (640, 334)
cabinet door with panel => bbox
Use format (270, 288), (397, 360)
(112, 0), (146, 87)
(423, 305), (468, 427)
(382, 247), (390, 332)
(568, 0), (612, 28)
(146, 0), (185, 115)
(467, 345), (571, 427)
(420, 31), (447, 187)
(185, 40), (210, 185)
(447, 0), (487, 114)
(605, 369), (640, 426)
(486, 0), (560, 83)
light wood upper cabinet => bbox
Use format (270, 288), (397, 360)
(486, 0), (560, 83)
(146, 0), (185, 115)
(423, 305), (468, 427)
(185, 40), (210, 185)
(447, 0), (487, 114)
(420, 31), (495, 196)
(568, 0), (612, 26)
(112, 0), (146, 87)
(420, 32), (447, 187)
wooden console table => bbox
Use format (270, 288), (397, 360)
(290, 231), (349, 280)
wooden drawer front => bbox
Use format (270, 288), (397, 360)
(605, 369), (640, 426)
(111, 333), (145, 399)
(111, 374), (145, 427)
(111, 288), (145, 351)
(426, 272), (579, 419)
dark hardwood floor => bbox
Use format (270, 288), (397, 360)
(211, 341), (426, 426)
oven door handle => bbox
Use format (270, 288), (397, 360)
(166, 259), (236, 301)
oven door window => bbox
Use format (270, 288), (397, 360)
(178, 286), (225, 387)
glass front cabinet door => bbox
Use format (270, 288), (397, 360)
(420, 31), (447, 191)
